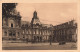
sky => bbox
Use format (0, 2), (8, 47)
(16, 3), (77, 25)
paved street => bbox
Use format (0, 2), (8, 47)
(2, 42), (77, 50)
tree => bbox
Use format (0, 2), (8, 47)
(2, 3), (17, 16)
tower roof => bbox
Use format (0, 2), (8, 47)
(34, 10), (37, 13)
(31, 11), (41, 25)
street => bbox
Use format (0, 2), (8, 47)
(2, 42), (77, 50)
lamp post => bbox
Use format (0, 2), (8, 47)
(49, 35), (52, 45)
(31, 24), (33, 43)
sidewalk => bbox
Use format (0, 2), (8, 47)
(2, 42), (58, 47)
(2, 41), (76, 47)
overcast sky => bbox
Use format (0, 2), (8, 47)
(16, 3), (77, 25)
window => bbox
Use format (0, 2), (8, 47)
(33, 30), (35, 34)
(11, 23), (13, 27)
(18, 32), (19, 36)
(18, 32), (19, 34)
(23, 30), (24, 34)
(13, 33), (15, 36)
(4, 31), (7, 36)
(36, 29), (38, 34)
(9, 32), (12, 36)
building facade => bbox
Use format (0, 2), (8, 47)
(2, 3), (77, 43)
(2, 8), (22, 40)
(21, 11), (54, 42)
(53, 20), (77, 42)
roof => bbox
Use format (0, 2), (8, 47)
(21, 21), (30, 25)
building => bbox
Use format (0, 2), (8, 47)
(2, 5), (54, 42)
(21, 11), (54, 42)
(2, 3), (77, 43)
(2, 6), (22, 40)
(53, 20), (77, 42)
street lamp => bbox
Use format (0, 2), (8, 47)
(49, 35), (52, 45)
(31, 24), (34, 43)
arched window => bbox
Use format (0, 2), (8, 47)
(11, 23), (13, 27)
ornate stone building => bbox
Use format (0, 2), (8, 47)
(53, 20), (77, 42)
(2, 8), (22, 40)
(2, 6), (54, 42)
(21, 11), (54, 42)
(2, 3), (77, 43)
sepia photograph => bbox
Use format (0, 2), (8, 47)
(2, 3), (77, 50)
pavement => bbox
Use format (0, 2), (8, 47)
(2, 41), (77, 50)
(2, 42), (58, 47)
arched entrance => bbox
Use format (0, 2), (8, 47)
(33, 36), (42, 43)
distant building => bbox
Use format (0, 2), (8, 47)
(53, 20), (77, 42)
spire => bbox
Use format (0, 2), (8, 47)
(33, 10), (37, 18)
